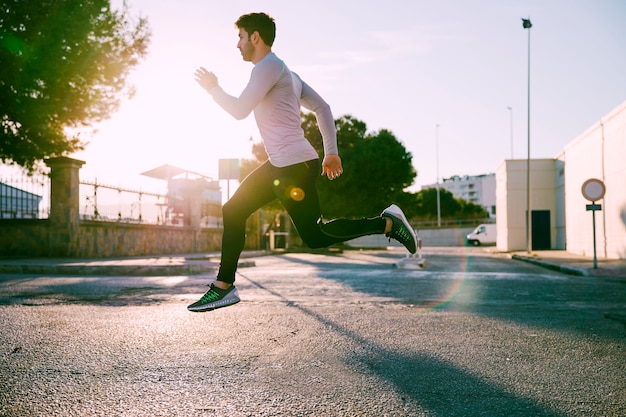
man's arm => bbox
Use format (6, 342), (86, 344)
(298, 77), (342, 179)
(299, 79), (338, 156)
(194, 59), (282, 120)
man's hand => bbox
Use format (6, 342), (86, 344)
(195, 66), (218, 92)
(321, 154), (343, 180)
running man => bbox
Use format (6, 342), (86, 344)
(188, 12), (417, 312)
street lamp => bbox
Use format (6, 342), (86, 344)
(436, 124), (441, 227)
(522, 17), (532, 254)
(507, 106), (513, 159)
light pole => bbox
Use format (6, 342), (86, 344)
(522, 17), (532, 254)
(507, 106), (513, 159)
(435, 124), (441, 227)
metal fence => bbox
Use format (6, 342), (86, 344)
(2, 166), (494, 228)
(412, 218), (495, 229)
(0, 172), (50, 219)
(79, 179), (170, 225)
(0, 170), (170, 224)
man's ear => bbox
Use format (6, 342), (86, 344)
(251, 31), (260, 44)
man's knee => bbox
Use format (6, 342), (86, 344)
(298, 231), (328, 249)
(221, 199), (246, 226)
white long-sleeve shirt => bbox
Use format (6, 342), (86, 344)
(208, 52), (338, 167)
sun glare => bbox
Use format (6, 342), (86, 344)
(72, 59), (256, 193)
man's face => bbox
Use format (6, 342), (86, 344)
(237, 28), (254, 62)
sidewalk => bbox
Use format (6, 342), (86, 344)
(509, 250), (626, 279)
(0, 248), (624, 279)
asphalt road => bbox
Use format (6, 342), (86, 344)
(1, 249), (624, 417)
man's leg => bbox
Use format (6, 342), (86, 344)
(273, 160), (386, 248)
(187, 162), (276, 312)
(216, 161), (277, 286)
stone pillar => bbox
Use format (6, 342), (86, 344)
(45, 157), (85, 257)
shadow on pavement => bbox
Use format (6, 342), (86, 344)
(0, 274), (199, 307)
(275, 252), (626, 344)
(237, 270), (567, 417)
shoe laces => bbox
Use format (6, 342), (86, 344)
(200, 285), (222, 303)
(388, 222), (412, 243)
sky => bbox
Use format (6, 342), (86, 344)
(68, 0), (626, 196)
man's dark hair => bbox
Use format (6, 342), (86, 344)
(235, 12), (276, 47)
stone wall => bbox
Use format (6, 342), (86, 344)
(75, 222), (222, 257)
(0, 157), (226, 258)
(0, 219), (224, 258)
(0, 219), (50, 257)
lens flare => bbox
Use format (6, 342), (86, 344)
(418, 245), (477, 311)
(289, 187), (305, 201)
(399, 230), (477, 312)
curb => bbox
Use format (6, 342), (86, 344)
(511, 254), (589, 277)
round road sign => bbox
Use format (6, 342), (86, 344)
(581, 178), (606, 202)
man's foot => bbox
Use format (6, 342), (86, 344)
(187, 283), (240, 312)
(381, 204), (417, 254)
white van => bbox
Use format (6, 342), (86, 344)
(466, 224), (496, 246)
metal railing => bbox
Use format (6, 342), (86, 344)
(412, 218), (495, 229)
(79, 179), (169, 225)
(0, 173), (50, 219)
(1, 165), (494, 228)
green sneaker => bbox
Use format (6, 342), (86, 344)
(187, 284), (240, 312)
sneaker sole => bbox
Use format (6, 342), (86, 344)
(188, 297), (240, 312)
(187, 288), (241, 312)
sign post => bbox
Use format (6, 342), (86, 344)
(581, 178), (606, 269)
(218, 159), (240, 201)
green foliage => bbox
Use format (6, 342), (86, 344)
(411, 187), (489, 221)
(0, 0), (150, 171)
(303, 113), (416, 218)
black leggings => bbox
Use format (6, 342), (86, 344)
(217, 159), (386, 284)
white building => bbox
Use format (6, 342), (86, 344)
(422, 173), (496, 217)
(496, 100), (626, 259)
(495, 159), (562, 251)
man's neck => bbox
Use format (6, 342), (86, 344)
(252, 48), (272, 65)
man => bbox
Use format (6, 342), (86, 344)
(188, 12), (417, 312)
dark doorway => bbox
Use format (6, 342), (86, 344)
(532, 210), (551, 250)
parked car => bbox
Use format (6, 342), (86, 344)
(466, 224), (496, 246)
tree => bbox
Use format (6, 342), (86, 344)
(412, 187), (489, 221)
(239, 139), (267, 180)
(0, 0), (150, 172)
(303, 113), (416, 218)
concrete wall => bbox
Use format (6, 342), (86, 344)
(560, 101), (626, 259)
(348, 226), (477, 248)
(0, 218), (224, 258)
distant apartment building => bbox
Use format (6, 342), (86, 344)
(422, 173), (496, 218)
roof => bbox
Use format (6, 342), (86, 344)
(140, 164), (212, 181)
(0, 182), (43, 200)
